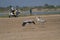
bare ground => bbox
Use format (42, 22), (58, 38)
(0, 14), (60, 40)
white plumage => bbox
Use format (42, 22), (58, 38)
(36, 17), (46, 23)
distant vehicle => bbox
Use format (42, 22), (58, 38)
(9, 6), (21, 18)
(9, 9), (20, 18)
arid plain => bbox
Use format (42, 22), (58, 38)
(0, 14), (60, 40)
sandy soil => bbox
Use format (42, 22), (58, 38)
(0, 14), (60, 40)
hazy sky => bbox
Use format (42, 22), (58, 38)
(0, 0), (60, 7)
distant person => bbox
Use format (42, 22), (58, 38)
(10, 6), (15, 15)
(9, 6), (17, 18)
(30, 9), (32, 15)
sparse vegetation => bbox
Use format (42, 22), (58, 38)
(0, 4), (60, 17)
(0, 4), (60, 12)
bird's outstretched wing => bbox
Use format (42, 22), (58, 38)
(22, 22), (26, 26)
